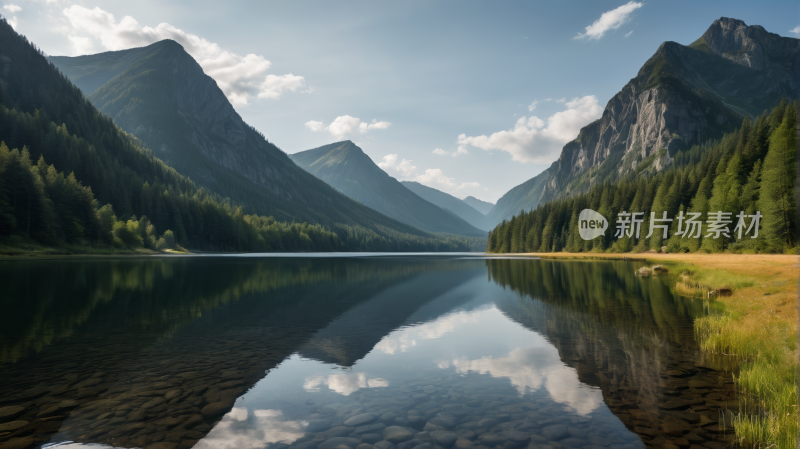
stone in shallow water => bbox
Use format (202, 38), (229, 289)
(383, 426), (415, 444)
(356, 424), (387, 435)
(307, 419), (334, 433)
(430, 431), (457, 447)
(361, 433), (383, 444)
(319, 437), (362, 449)
(477, 418), (499, 429)
(540, 425), (569, 441)
(455, 438), (474, 448)
(456, 430), (475, 440)
(200, 402), (230, 417)
(396, 439), (421, 449)
(0, 421), (28, 432)
(478, 434), (505, 446)
(346, 413), (378, 427)
(357, 444), (376, 449)
(374, 441), (394, 449)
(325, 426), (356, 438)
(560, 437), (586, 448)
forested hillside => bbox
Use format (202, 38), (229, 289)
(0, 20), (477, 253)
(487, 101), (797, 254)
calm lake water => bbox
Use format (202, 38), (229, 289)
(0, 255), (736, 449)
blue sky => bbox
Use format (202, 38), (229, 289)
(5, 0), (799, 202)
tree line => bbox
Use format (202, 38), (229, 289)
(487, 100), (797, 254)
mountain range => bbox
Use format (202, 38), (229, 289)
(486, 17), (799, 226)
(400, 181), (490, 231)
(47, 40), (453, 239)
(5, 16), (795, 251)
(290, 141), (486, 236)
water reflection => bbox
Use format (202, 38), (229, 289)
(0, 256), (735, 449)
(194, 408), (308, 449)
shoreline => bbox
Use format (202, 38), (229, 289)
(509, 252), (798, 448)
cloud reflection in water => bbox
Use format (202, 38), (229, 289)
(447, 345), (603, 416)
(304, 372), (389, 395)
(194, 408), (308, 449)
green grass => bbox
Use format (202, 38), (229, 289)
(663, 259), (797, 449)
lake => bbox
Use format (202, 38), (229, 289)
(0, 255), (736, 449)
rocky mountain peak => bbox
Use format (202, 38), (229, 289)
(699, 17), (798, 70)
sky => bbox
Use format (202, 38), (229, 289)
(4, 0), (799, 203)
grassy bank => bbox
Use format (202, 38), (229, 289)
(0, 237), (191, 258)
(515, 252), (797, 448)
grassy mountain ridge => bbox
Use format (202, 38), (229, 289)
(290, 141), (486, 237)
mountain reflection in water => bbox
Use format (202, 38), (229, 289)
(0, 256), (735, 449)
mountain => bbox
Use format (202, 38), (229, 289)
(290, 141), (486, 237)
(400, 181), (490, 231)
(0, 20), (477, 252)
(488, 18), (799, 226)
(462, 196), (494, 215)
(47, 40), (440, 239)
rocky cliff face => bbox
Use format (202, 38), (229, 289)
(488, 18), (799, 226)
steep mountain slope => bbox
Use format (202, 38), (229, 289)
(462, 196), (494, 215)
(290, 141), (486, 236)
(488, 18), (799, 226)
(400, 181), (490, 231)
(47, 39), (440, 237)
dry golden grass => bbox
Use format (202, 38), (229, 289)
(512, 252), (798, 448)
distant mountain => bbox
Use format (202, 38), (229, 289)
(401, 181), (490, 231)
(488, 18), (799, 226)
(48, 39), (449, 241)
(290, 141), (486, 237)
(463, 196), (494, 215)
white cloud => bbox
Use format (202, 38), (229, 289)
(3, 5), (21, 13)
(415, 168), (456, 190)
(432, 146), (469, 157)
(413, 169), (482, 196)
(625, 30), (634, 38)
(303, 372), (388, 396)
(304, 120), (325, 132)
(456, 95), (603, 164)
(378, 154), (417, 178)
(379, 154), (480, 196)
(555, 97), (566, 103)
(60, 5), (306, 106)
(7, 16), (17, 28)
(790, 26), (800, 35)
(575, 1), (643, 40)
(308, 116), (391, 139)
(528, 99), (542, 111)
